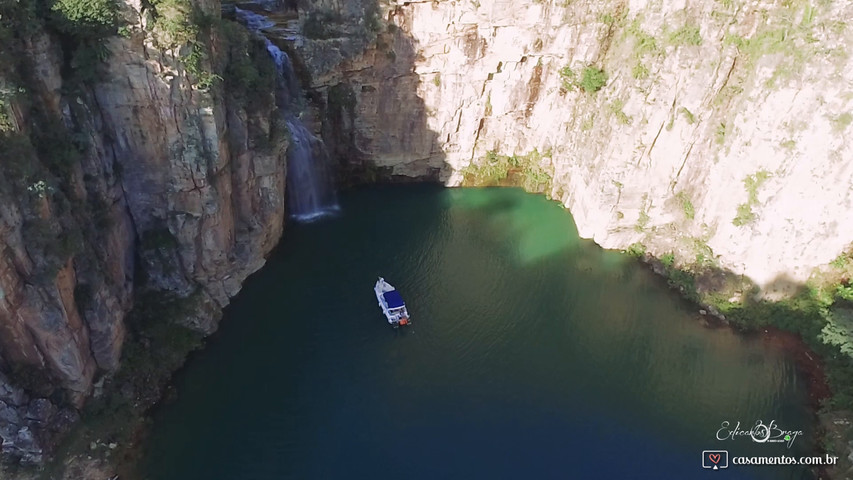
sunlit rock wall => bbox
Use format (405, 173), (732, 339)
(298, 0), (853, 292)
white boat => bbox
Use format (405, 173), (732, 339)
(374, 277), (411, 326)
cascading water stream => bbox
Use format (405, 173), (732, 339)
(234, 6), (339, 221)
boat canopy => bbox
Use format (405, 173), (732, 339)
(383, 290), (405, 309)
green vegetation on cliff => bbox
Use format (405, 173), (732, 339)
(559, 65), (607, 93)
(1, 0), (118, 88)
(667, 24), (702, 46)
(632, 243), (853, 415)
(462, 150), (552, 192)
(148, 0), (221, 89)
(676, 191), (695, 220)
(218, 19), (277, 108)
(732, 170), (771, 226)
(50, 0), (118, 37)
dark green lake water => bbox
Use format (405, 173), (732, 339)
(142, 186), (815, 479)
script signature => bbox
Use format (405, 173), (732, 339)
(716, 420), (803, 448)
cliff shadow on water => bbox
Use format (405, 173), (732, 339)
(440, 188), (853, 478)
(620, 242), (853, 476)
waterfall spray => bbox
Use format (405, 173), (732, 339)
(235, 7), (339, 221)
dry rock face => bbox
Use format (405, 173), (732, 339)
(0, 0), (851, 472)
(298, 0), (853, 293)
(0, 0), (287, 462)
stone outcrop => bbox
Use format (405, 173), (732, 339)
(295, 0), (853, 293)
(0, 0), (288, 463)
(1, 0), (852, 475)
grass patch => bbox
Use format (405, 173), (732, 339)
(632, 62), (649, 80)
(733, 203), (756, 226)
(626, 242), (646, 258)
(732, 170), (770, 226)
(801, 4), (817, 28)
(724, 30), (799, 64)
(559, 65), (576, 91)
(635, 210), (650, 232)
(721, 2), (827, 85)
(667, 267), (699, 302)
(715, 122), (727, 144)
(676, 191), (695, 220)
(559, 65), (607, 93)
(579, 67), (607, 92)
(679, 107), (696, 124)
(636, 194), (651, 231)
(744, 170), (771, 203)
(667, 24), (702, 46)
(831, 253), (849, 270)
(462, 150), (552, 191)
(623, 16), (661, 83)
(635, 196), (650, 232)
(691, 237), (716, 267)
(626, 17), (660, 57)
(607, 99), (632, 125)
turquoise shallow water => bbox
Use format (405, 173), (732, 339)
(142, 185), (815, 479)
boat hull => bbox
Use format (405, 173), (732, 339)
(374, 277), (411, 326)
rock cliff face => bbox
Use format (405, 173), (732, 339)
(0, 0), (287, 463)
(296, 0), (853, 293)
(2, 0), (852, 474)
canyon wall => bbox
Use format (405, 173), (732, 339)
(1, 0), (852, 474)
(296, 0), (853, 294)
(0, 0), (287, 463)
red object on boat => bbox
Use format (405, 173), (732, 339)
(400, 318), (409, 325)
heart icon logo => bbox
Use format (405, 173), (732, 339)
(702, 450), (728, 469)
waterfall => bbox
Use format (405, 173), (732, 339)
(234, 7), (339, 221)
